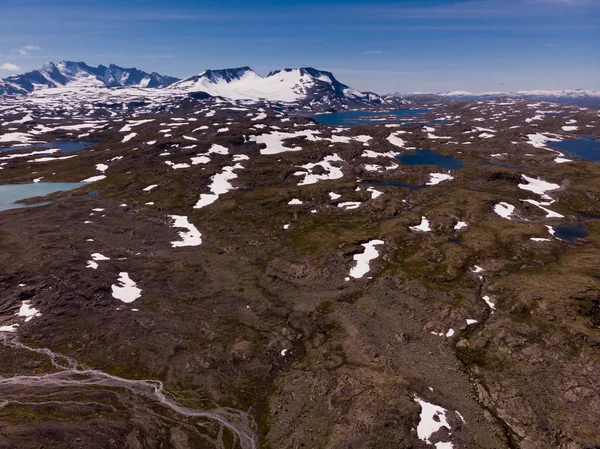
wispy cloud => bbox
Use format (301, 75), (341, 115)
(18, 44), (42, 56)
(347, 0), (600, 20)
(362, 50), (383, 55)
(0, 63), (20, 71)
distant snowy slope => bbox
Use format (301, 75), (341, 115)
(392, 89), (600, 107)
(0, 61), (179, 94)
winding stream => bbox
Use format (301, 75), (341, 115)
(1, 335), (259, 449)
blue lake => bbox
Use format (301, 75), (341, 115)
(396, 149), (465, 170)
(0, 141), (99, 154)
(549, 136), (600, 162)
(312, 109), (431, 126)
(0, 182), (85, 211)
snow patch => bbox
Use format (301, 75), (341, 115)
(111, 272), (142, 303)
(169, 215), (202, 247)
(348, 240), (384, 279)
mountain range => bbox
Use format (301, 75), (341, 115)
(0, 61), (179, 94)
(1, 61), (598, 107)
(0, 61), (384, 107)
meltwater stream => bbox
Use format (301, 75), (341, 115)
(1, 336), (259, 449)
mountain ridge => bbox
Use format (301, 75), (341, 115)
(168, 65), (375, 104)
(0, 61), (180, 94)
(0, 61), (391, 107)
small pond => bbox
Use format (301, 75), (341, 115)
(0, 141), (99, 154)
(396, 149), (464, 170)
(0, 182), (85, 212)
(312, 109), (431, 126)
(553, 222), (588, 242)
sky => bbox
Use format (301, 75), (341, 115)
(0, 0), (598, 93)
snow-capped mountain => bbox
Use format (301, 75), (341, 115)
(169, 66), (382, 105)
(0, 62), (395, 109)
(0, 61), (179, 94)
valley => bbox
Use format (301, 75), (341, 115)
(0, 64), (599, 449)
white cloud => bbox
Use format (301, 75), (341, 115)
(18, 44), (42, 56)
(0, 63), (20, 71)
(362, 50), (383, 54)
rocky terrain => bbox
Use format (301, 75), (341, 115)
(0, 83), (599, 449)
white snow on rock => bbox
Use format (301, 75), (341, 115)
(120, 119), (154, 132)
(522, 199), (564, 218)
(348, 240), (384, 279)
(561, 125), (578, 132)
(86, 252), (110, 269)
(414, 397), (453, 448)
(364, 164), (383, 172)
(353, 135), (373, 145)
(483, 295), (496, 312)
(526, 133), (572, 163)
(288, 198), (303, 205)
(169, 215), (202, 247)
(454, 221), (468, 230)
(338, 201), (362, 210)
(0, 324), (18, 333)
(143, 184), (158, 192)
(526, 133), (559, 149)
(111, 272), (142, 303)
(191, 155), (211, 165)
(34, 155), (78, 163)
(466, 319), (478, 325)
(252, 112), (267, 121)
(361, 149), (400, 159)
(518, 175), (559, 200)
(410, 216), (431, 232)
(208, 144), (229, 155)
(249, 130), (322, 155)
(0, 132), (33, 144)
(82, 174), (106, 183)
(193, 163), (244, 209)
(424, 126), (451, 140)
(329, 192), (341, 200)
(0, 148), (59, 161)
(294, 154), (344, 185)
(96, 163), (108, 173)
(386, 133), (405, 148)
(494, 202), (515, 220)
(17, 301), (41, 322)
(366, 187), (383, 199)
(165, 161), (191, 169)
(518, 175), (563, 218)
(531, 237), (551, 242)
(121, 132), (137, 143)
(427, 173), (454, 186)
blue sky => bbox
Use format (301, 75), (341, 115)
(0, 0), (598, 92)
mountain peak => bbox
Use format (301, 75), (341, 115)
(169, 65), (376, 104)
(198, 67), (257, 83)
